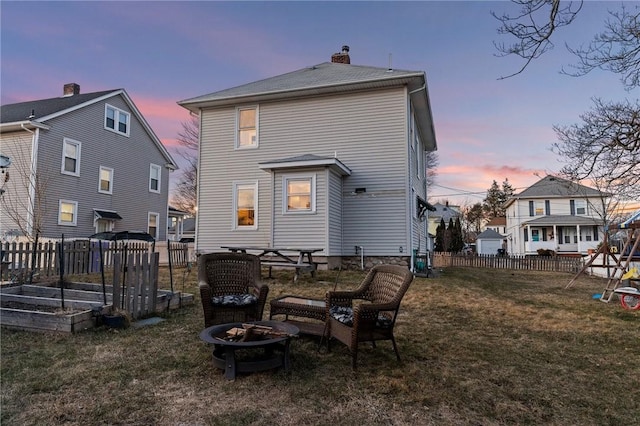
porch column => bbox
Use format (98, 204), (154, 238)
(576, 224), (581, 253)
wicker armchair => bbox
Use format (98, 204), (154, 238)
(198, 252), (269, 327)
(326, 264), (414, 370)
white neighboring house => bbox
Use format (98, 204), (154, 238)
(504, 175), (606, 255)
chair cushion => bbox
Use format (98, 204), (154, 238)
(329, 306), (393, 328)
(211, 294), (258, 307)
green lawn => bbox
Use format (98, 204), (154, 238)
(1, 266), (638, 425)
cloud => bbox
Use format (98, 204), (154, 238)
(131, 95), (191, 141)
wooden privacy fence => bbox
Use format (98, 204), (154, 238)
(112, 252), (159, 319)
(433, 252), (583, 273)
(1, 240), (188, 281)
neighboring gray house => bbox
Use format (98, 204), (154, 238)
(0, 83), (177, 240)
(504, 175), (606, 255)
(179, 47), (438, 268)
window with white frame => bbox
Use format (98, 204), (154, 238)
(283, 174), (315, 213)
(233, 182), (258, 229)
(236, 106), (258, 148)
(105, 104), (130, 136)
(61, 138), (81, 176)
(149, 164), (161, 193)
(148, 212), (159, 239)
(58, 200), (78, 226)
(98, 166), (114, 194)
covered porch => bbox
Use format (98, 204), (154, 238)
(521, 215), (603, 255)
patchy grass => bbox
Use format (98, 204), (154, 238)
(1, 266), (639, 425)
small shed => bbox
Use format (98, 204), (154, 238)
(476, 229), (505, 255)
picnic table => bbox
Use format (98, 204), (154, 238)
(221, 246), (323, 282)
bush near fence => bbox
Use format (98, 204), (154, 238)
(0, 240), (189, 281)
(433, 252), (582, 273)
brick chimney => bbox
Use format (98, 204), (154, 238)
(63, 83), (80, 96)
(331, 45), (350, 64)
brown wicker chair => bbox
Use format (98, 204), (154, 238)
(326, 264), (414, 370)
(198, 252), (269, 327)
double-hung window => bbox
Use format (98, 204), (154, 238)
(236, 106), (258, 149)
(58, 200), (78, 226)
(570, 199), (587, 215)
(105, 104), (130, 136)
(99, 166), (114, 194)
(148, 212), (159, 239)
(149, 164), (161, 193)
(61, 138), (81, 176)
(233, 181), (258, 229)
(283, 174), (315, 213)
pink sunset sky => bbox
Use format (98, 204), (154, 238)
(1, 1), (632, 206)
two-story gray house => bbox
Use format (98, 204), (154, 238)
(179, 47), (438, 268)
(0, 83), (177, 241)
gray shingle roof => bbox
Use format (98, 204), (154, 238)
(477, 229), (504, 239)
(1, 90), (116, 123)
(515, 175), (604, 198)
(179, 62), (424, 106)
(258, 153), (351, 176)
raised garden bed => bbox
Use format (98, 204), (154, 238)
(0, 281), (193, 333)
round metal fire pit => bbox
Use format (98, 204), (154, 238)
(199, 320), (299, 380)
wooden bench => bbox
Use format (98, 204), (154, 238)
(260, 259), (315, 282)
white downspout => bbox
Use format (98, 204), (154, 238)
(407, 84), (426, 273)
(406, 87), (414, 272)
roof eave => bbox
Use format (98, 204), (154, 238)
(408, 75), (437, 151)
(0, 120), (51, 133)
(178, 74), (425, 112)
(258, 158), (352, 176)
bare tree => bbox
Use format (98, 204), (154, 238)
(563, 5), (640, 91)
(462, 202), (485, 235)
(493, 1), (640, 90)
(171, 116), (199, 214)
(425, 151), (439, 188)
(552, 98), (640, 201)
(0, 139), (50, 240)
(494, 1), (639, 214)
(492, 0), (583, 80)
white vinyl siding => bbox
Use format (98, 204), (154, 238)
(61, 138), (81, 176)
(0, 131), (35, 235)
(327, 170), (343, 255)
(58, 200), (78, 226)
(196, 87), (407, 255)
(273, 169), (325, 248)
